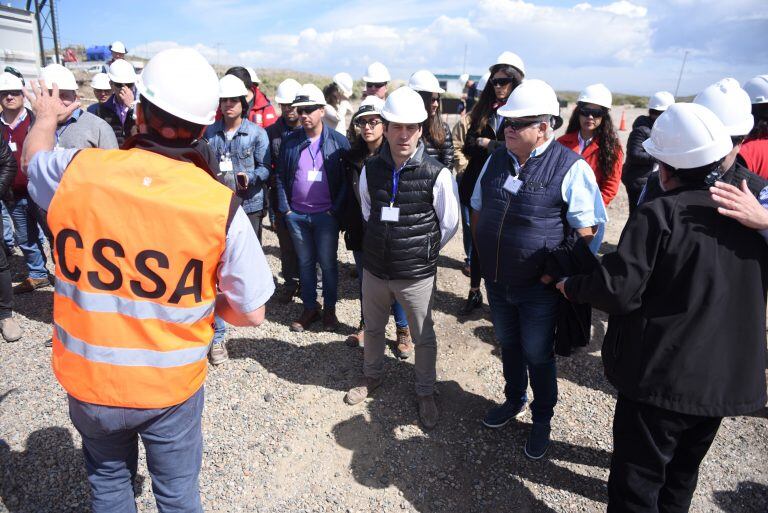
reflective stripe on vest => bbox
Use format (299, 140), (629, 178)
(55, 323), (210, 368)
(55, 279), (214, 323)
(47, 148), (233, 409)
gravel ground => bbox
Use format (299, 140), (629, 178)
(1, 110), (767, 512)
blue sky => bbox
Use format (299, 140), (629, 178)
(24, 0), (768, 95)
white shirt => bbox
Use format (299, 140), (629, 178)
(577, 131), (592, 154)
(359, 159), (460, 249)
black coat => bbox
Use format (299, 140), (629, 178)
(565, 186), (768, 417)
(422, 122), (454, 170)
(459, 117), (503, 206)
(0, 137), (17, 204)
(93, 101), (136, 148)
(621, 115), (654, 185)
(342, 145), (379, 252)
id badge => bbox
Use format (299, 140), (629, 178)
(307, 169), (322, 182)
(219, 159), (233, 172)
(8, 142), (16, 152)
(381, 206), (400, 222)
(503, 175), (523, 195)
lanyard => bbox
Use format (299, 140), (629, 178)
(307, 137), (322, 170)
(390, 162), (408, 207)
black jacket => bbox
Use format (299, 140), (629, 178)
(565, 186), (768, 417)
(363, 141), (442, 280)
(422, 122), (454, 170)
(93, 101), (136, 148)
(459, 116), (503, 206)
(0, 137), (18, 204)
(343, 145), (380, 252)
(621, 115), (654, 185)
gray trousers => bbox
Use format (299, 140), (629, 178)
(362, 269), (437, 396)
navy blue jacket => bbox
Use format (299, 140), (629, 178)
(275, 123), (349, 214)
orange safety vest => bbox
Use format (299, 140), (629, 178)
(47, 148), (235, 409)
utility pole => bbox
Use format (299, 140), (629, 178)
(674, 50), (689, 98)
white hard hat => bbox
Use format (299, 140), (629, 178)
(492, 51), (526, 77)
(135, 47), (219, 125)
(381, 86), (428, 124)
(743, 74), (768, 105)
(648, 91), (675, 111)
(333, 72), (354, 98)
(245, 66), (260, 84)
(497, 79), (562, 129)
(408, 69), (445, 94)
(107, 59), (137, 84)
(0, 72), (24, 91)
(292, 83), (326, 107)
(110, 41), (127, 54)
(363, 61), (391, 83)
(578, 83), (612, 109)
(40, 63), (78, 91)
(476, 72), (491, 92)
(274, 78), (302, 104)
(642, 103), (732, 169)
(459, 73), (470, 87)
(353, 95), (385, 120)
(693, 78), (753, 137)
(90, 72), (111, 90)
(219, 74), (249, 98)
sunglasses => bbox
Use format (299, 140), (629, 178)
(354, 118), (382, 128)
(111, 82), (132, 89)
(2, 90), (22, 97)
(579, 107), (605, 118)
(430, 95), (440, 103)
(503, 119), (541, 131)
(490, 77), (516, 87)
(366, 82), (386, 89)
(220, 97), (241, 103)
(296, 105), (322, 115)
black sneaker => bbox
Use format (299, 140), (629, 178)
(482, 400), (527, 428)
(524, 422), (551, 460)
(459, 289), (483, 316)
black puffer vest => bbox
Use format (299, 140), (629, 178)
(363, 141), (442, 280)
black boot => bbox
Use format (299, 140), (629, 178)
(459, 289), (483, 315)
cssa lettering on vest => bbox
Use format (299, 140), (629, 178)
(46, 148), (235, 409)
(55, 228), (204, 303)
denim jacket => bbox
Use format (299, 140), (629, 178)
(205, 118), (271, 213)
(275, 123), (349, 214)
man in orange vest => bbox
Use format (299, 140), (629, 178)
(21, 48), (274, 513)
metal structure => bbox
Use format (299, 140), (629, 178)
(26, 0), (60, 65)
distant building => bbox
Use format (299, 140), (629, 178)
(435, 73), (482, 96)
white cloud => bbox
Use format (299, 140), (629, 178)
(132, 0), (767, 95)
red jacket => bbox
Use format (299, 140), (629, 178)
(248, 86), (277, 128)
(557, 131), (623, 206)
(739, 137), (768, 179)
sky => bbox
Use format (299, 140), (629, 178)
(27, 0), (768, 95)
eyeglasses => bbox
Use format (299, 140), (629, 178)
(296, 105), (322, 115)
(490, 77), (516, 88)
(111, 82), (132, 89)
(503, 119), (541, 131)
(354, 118), (382, 128)
(2, 90), (22, 97)
(579, 107), (605, 118)
(366, 82), (386, 89)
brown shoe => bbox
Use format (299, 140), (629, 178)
(396, 326), (413, 360)
(344, 377), (382, 405)
(276, 282), (299, 304)
(418, 394), (439, 430)
(345, 328), (365, 347)
(290, 308), (320, 332)
(322, 307), (338, 331)
(13, 277), (50, 294)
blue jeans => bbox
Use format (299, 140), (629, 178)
(1, 201), (14, 249)
(485, 281), (559, 424)
(212, 315), (226, 345)
(9, 197), (48, 279)
(352, 250), (408, 328)
(285, 210), (339, 309)
(68, 388), (204, 513)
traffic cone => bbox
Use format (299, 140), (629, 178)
(619, 110), (627, 131)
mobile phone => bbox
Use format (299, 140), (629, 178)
(236, 173), (248, 189)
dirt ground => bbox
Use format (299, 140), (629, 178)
(0, 107), (766, 513)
